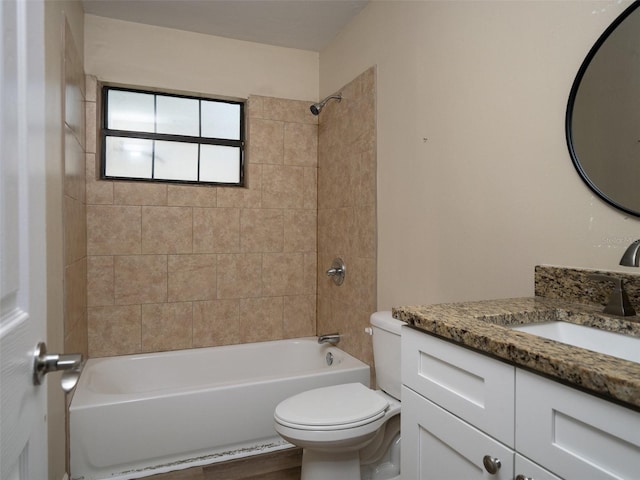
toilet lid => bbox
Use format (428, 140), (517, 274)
(274, 383), (389, 430)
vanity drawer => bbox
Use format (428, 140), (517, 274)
(401, 326), (515, 446)
(516, 369), (640, 480)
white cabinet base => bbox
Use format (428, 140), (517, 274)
(402, 386), (514, 479)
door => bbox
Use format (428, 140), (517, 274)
(0, 0), (48, 478)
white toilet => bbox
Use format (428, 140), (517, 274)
(274, 311), (403, 480)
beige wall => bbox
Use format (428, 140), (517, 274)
(44, 1), (85, 478)
(319, 0), (640, 310)
(317, 67), (377, 372)
(84, 14), (319, 101)
(85, 93), (318, 356)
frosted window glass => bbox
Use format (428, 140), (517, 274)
(200, 145), (240, 183)
(107, 90), (155, 132)
(201, 101), (241, 140)
(104, 137), (153, 178)
(154, 140), (199, 181)
(156, 96), (199, 136)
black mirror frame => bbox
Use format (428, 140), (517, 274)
(565, 0), (640, 217)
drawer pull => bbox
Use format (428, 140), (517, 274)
(482, 455), (501, 474)
(515, 476), (533, 480)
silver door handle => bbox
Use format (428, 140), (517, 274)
(33, 342), (83, 392)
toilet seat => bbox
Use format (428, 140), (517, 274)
(274, 383), (389, 431)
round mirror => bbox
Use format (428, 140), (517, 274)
(566, 1), (640, 217)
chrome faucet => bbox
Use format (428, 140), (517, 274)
(318, 333), (341, 345)
(589, 274), (636, 317)
(620, 239), (640, 267)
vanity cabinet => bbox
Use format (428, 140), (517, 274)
(402, 386), (515, 479)
(516, 369), (640, 479)
(401, 326), (640, 479)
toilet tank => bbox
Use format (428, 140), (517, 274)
(370, 311), (404, 401)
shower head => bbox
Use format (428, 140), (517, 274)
(310, 93), (342, 115)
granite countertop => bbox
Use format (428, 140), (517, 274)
(393, 297), (640, 410)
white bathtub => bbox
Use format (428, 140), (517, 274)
(69, 337), (370, 480)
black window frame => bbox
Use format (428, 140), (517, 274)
(100, 85), (245, 187)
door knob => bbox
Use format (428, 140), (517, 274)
(482, 455), (502, 474)
(33, 342), (83, 392)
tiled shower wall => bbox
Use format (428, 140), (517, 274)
(317, 68), (377, 371)
(64, 21), (88, 357)
(85, 83), (319, 357)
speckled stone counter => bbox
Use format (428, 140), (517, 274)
(393, 297), (640, 410)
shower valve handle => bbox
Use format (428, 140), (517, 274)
(326, 258), (346, 286)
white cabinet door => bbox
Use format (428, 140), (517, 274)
(402, 327), (515, 446)
(516, 369), (640, 480)
(402, 386), (514, 480)
(515, 454), (562, 480)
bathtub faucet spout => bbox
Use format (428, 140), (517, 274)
(318, 333), (341, 345)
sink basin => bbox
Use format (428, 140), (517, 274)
(511, 322), (640, 363)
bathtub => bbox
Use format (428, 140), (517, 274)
(69, 337), (369, 480)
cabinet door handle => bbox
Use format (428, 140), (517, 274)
(515, 476), (533, 480)
(482, 455), (501, 474)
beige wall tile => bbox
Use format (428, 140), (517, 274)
(284, 209), (316, 253)
(65, 322), (88, 359)
(262, 165), (304, 209)
(87, 205), (141, 255)
(64, 258), (87, 333)
(354, 205), (376, 260)
(318, 207), (353, 256)
(142, 206), (193, 254)
(262, 97), (318, 125)
(239, 296), (283, 343)
(85, 74), (97, 102)
(65, 19), (85, 147)
(240, 209), (283, 253)
(65, 126), (85, 202)
(247, 95), (264, 119)
(262, 253), (304, 296)
(85, 95), (320, 357)
(64, 195), (86, 264)
(217, 164), (262, 208)
(217, 253), (262, 299)
(248, 118), (284, 165)
(88, 305), (141, 357)
(318, 156), (352, 209)
(317, 69), (376, 369)
(141, 302), (193, 352)
(168, 254), (216, 302)
(86, 153), (114, 205)
(114, 181), (168, 206)
(87, 255), (114, 306)
(283, 295), (316, 338)
(303, 167), (317, 210)
(168, 185), (217, 207)
(354, 149), (376, 207)
(284, 123), (317, 167)
(85, 100), (97, 154)
(192, 299), (240, 347)
(193, 207), (240, 253)
(303, 253), (317, 295)
(114, 255), (167, 305)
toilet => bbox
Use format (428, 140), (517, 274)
(274, 311), (403, 480)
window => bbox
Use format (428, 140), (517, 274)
(101, 86), (245, 186)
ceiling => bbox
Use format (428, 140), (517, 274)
(82, 0), (369, 52)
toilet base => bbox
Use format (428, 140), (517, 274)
(301, 449), (361, 480)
